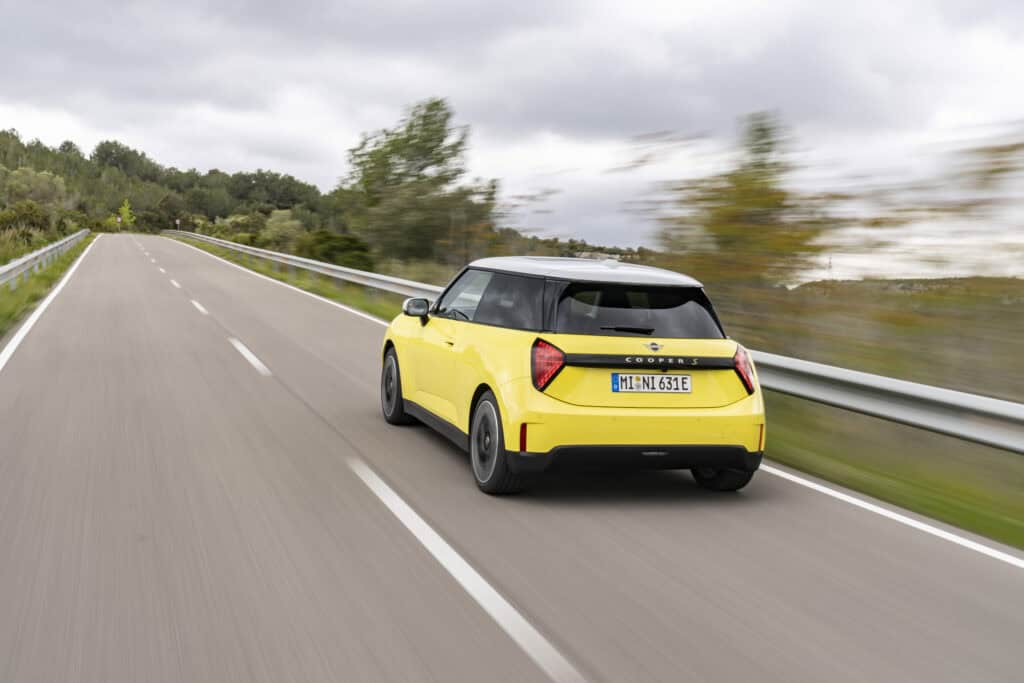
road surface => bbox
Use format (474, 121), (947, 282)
(0, 234), (1020, 682)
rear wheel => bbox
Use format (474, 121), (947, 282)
(381, 349), (415, 425)
(470, 392), (521, 494)
(691, 467), (755, 492)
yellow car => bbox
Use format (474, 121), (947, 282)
(380, 257), (765, 494)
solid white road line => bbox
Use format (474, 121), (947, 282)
(762, 465), (1024, 570)
(228, 337), (271, 376)
(165, 237), (388, 327)
(158, 267), (166, 274)
(169, 279), (181, 289)
(0, 235), (101, 376)
(162, 237), (1023, 572)
(190, 300), (209, 315)
(348, 457), (587, 683)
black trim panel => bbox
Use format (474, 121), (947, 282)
(508, 445), (762, 474)
(564, 354), (734, 370)
(403, 400), (469, 451)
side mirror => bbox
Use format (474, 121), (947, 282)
(402, 297), (430, 321)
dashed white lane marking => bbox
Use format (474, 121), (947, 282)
(150, 258), (156, 264)
(348, 457), (587, 683)
(190, 300), (208, 315)
(163, 236), (1024, 572)
(166, 237), (388, 327)
(227, 337), (271, 376)
(762, 465), (1024, 570)
(0, 236), (101, 376)
(158, 267), (166, 274)
(169, 279), (181, 289)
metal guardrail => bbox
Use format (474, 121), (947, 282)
(164, 230), (442, 299)
(1, 229), (90, 291)
(166, 229), (1024, 454)
(752, 351), (1024, 454)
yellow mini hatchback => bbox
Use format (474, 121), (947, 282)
(380, 257), (765, 494)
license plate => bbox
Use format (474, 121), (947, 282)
(612, 373), (691, 393)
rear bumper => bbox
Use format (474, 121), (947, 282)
(498, 377), (766, 455)
(508, 445), (763, 474)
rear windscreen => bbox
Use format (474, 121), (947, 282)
(554, 284), (725, 339)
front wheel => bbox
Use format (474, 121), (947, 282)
(691, 467), (755, 492)
(470, 391), (522, 494)
(381, 349), (415, 425)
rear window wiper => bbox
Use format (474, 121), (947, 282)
(599, 325), (655, 335)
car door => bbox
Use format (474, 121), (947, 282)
(449, 272), (547, 433)
(415, 269), (493, 424)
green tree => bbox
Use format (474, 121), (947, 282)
(340, 98), (498, 261)
(117, 199), (136, 231)
(91, 140), (162, 182)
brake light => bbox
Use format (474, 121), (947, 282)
(531, 339), (565, 391)
(734, 345), (756, 394)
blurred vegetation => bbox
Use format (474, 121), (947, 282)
(649, 113), (1024, 547)
(650, 113), (1023, 400)
(657, 112), (834, 286)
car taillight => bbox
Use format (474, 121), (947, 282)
(531, 339), (565, 391)
(734, 345), (756, 394)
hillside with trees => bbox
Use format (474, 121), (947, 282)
(0, 98), (637, 272)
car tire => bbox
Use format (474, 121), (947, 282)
(470, 391), (522, 494)
(691, 467), (755, 492)
(381, 349), (415, 425)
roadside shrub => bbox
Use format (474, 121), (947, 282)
(0, 229), (22, 263)
(0, 200), (50, 235)
(295, 229), (374, 270)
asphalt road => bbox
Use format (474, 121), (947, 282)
(0, 233), (1021, 683)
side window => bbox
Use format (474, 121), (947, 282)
(435, 269), (492, 321)
(473, 273), (544, 330)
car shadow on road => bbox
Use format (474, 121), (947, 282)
(514, 469), (778, 507)
(411, 424), (779, 507)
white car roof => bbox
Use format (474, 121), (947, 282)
(468, 256), (703, 287)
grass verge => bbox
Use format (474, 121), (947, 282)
(169, 237), (404, 321)
(170, 234), (1024, 550)
(0, 235), (96, 341)
(766, 393), (1024, 549)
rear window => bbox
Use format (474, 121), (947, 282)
(554, 284), (724, 339)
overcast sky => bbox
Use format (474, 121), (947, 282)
(2, 0), (1023, 251)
